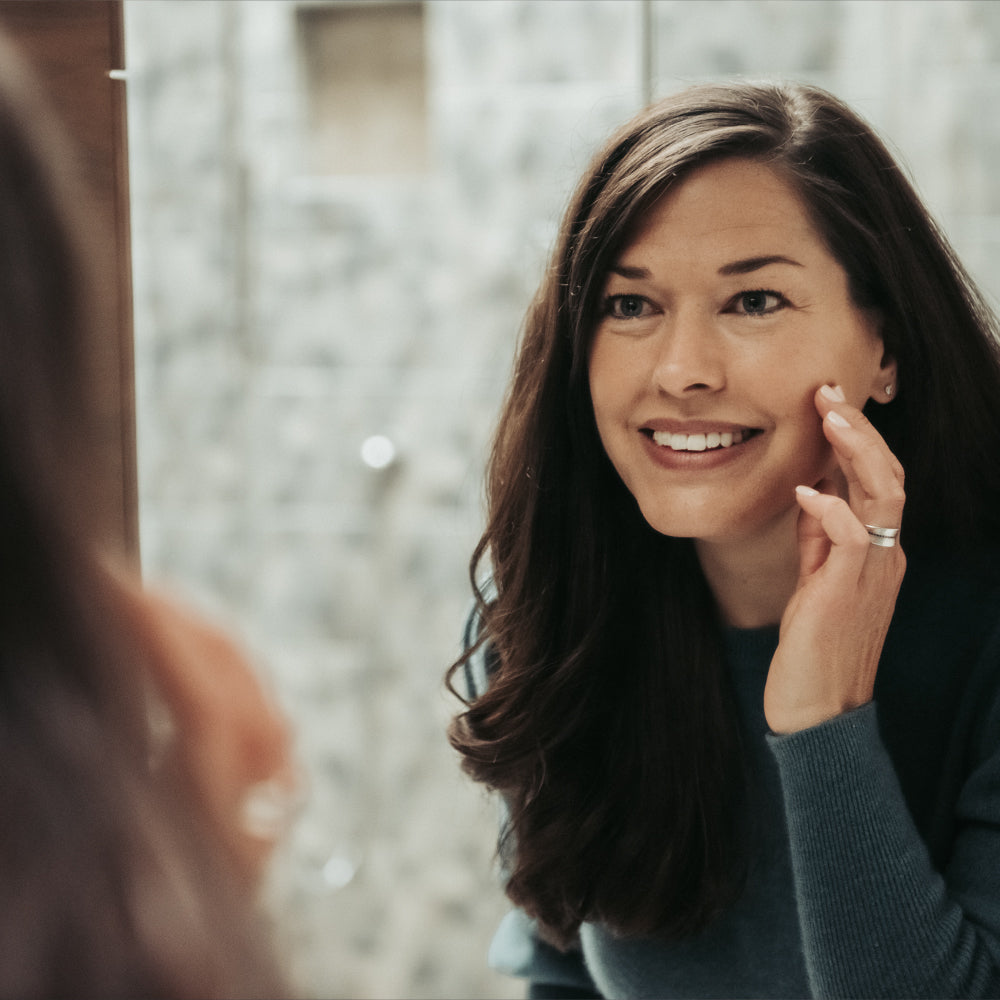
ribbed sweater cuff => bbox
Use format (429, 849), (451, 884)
(766, 704), (966, 997)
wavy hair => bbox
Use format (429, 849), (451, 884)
(447, 81), (1000, 947)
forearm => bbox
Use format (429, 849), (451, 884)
(769, 704), (1000, 999)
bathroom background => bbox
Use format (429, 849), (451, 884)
(123, 1), (1000, 996)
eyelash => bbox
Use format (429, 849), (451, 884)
(602, 293), (651, 319)
(729, 289), (788, 316)
(601, 289), (789, 320)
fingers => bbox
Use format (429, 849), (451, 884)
(136, 590), (297, 873)
(795, 483), (871, 586)
(814, 384), (905, 536)
(103, 565), (297, 880)
(771, 387), (906, 735)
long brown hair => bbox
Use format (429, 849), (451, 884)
(0, 40), (287, 998)
(448, 81), (1000, 947)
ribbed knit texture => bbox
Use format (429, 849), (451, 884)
(770, 705), (998, 997)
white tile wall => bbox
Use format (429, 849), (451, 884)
(125, 2), (1000, 995)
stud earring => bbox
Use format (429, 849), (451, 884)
(884, 383), (895, 398)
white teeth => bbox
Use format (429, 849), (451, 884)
(651, 429), (747, 451)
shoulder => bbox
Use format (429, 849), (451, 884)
(877, 544), (1000, 852)
(880, 542), (1000, 751)
(879, 542), (1000, 735)
(889, 543), (1000, 659)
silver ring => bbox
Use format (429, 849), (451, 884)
(865, 524), (899, 548)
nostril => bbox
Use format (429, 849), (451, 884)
(658, 381), (716, 395)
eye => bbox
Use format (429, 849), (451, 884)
(731, 289), (787, 316)
(604, 293), (652, 319)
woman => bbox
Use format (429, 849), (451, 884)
(0, 39), (294, 999)
(448, 81), (1000, 998)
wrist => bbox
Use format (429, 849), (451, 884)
(764, 691), (873, 735)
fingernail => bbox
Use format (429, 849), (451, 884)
(795, 485), (819, 497)
(821, 384), (846, 402)
(826, 410), (850, 428)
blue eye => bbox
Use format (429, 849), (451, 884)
(735, 290), (785, 315)
(605, 294), (649, 319)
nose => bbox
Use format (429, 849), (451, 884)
(651, 308), (726, 397)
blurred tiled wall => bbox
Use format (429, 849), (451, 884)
(125, 2), (1000, 996)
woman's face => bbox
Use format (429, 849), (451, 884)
(588, 157), (893, 546)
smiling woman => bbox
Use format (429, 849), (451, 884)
(447, 81), (1000, 999)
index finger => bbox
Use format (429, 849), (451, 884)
(815, 384), (905, 530)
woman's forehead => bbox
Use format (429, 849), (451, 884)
(611, 159), (831, 274)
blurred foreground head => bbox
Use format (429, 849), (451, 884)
(0, 37), (290, 1000)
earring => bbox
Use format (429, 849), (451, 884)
(884, 383), (895, 398)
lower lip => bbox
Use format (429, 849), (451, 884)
(640, 431), (761, 470)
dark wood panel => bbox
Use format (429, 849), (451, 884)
(0, 0), (138, 557)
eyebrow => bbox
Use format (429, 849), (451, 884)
(717, 255), (804, 276)
(609, 255), (804, 279)
(609, 264), (652, 279)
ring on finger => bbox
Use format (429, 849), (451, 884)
(240, 775), (302, 841)
(865, 524), (900, 548)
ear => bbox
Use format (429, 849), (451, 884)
(861, 307), (897, 403)
(871, 350), (898, 404)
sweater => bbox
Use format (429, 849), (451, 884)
(476, 546), (1000, 998)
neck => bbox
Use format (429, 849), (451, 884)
(694, 510), (800, 629)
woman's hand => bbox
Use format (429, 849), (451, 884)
(763, 384), (906, 734)
(108, 566), (299, 882)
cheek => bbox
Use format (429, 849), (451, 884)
(793, 402), (837, 481)
(828, 313), (886, 401)
(588, 339), (625, 423)
(589, 394), (620, 468)
(772, 378), (831, 466)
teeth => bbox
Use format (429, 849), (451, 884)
(651, 429), (746, 451)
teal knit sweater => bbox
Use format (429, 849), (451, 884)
(478, 547), (1000, 998)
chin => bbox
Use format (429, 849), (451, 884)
(634, 494), (798, 545)
(632, 501), (709, 540)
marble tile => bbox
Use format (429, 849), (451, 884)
(125, 2), (1000, 996)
